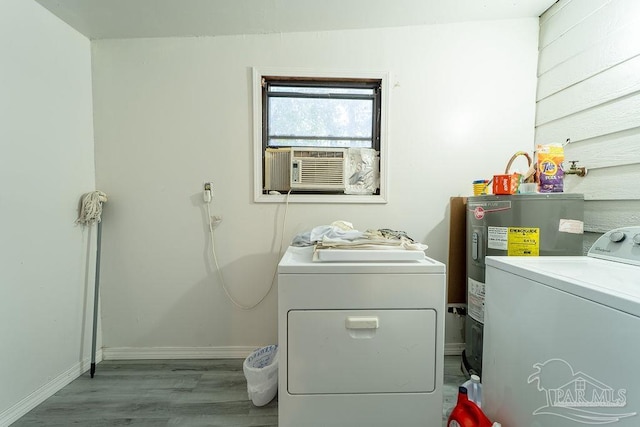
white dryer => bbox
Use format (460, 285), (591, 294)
(277, 246), (446, 427)
(482, 226), (640, 427)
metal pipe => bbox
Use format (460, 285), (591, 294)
(565, 161), (587, 177)
(90, 220), (103, 378)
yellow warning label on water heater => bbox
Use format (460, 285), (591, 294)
(507, 227), (539, 256)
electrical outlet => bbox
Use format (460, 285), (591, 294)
(203, 181), (213, 203)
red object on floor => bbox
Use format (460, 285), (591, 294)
(447, 386), (494, 427)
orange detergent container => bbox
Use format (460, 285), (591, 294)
(492, 150), (535, 195)
(447, 386), (501, 427)
(492, 173), (521, 195)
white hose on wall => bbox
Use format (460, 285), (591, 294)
(205, 191), (290, 310)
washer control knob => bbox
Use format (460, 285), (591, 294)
(609, 231), (626, 243)
(633, 234), (640, 245)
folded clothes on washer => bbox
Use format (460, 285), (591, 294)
(290, 221), (428, 252)
(317, 230), (428, 251)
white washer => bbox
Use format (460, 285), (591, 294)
(482, 226), (640, 427)
(277, 246), (446, 427)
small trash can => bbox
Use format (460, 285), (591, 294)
(243, 345), (279, 406)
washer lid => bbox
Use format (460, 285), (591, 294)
(278, 246), (445, 274)
(486, 256), (640, 317)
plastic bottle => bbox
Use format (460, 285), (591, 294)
(462, 374), (482, 408)
(447, 386), (495, 427)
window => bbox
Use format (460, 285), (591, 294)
(264, 81), (379, 149)
(253, 68), (388, 203)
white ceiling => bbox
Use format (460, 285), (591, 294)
(33, 0), (558, 40)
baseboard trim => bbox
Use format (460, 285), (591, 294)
(0, 351), (102, 427)
(102, 346), (260, 360)
(104, 344), (464, 360)
(445, 343), (465, 356)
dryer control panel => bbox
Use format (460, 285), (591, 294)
(588, 226), (640, 266)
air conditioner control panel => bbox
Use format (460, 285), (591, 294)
(291, 160), (300, 184)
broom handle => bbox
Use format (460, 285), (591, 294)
(90, 220), (103, 378)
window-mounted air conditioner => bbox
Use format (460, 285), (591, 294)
(290, 147), (346, 191)
(264, 147), (347, 192)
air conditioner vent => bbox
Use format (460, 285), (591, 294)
(291, 148), (346, 191)
(292, 150), (345, 159)
(264, 148), (291, 192)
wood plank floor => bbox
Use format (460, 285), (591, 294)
(13, 355), (467, 426)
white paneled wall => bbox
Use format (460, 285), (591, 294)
(536, 0), (640, 232)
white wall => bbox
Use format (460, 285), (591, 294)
(91, 19), (539, 357)
(0, 0), (96, 423)
(536, 0), (640, 234)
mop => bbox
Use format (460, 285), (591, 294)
(76, 191), (108, 378)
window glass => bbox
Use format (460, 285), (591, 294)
(268, 97), (373, 148)
(265, 80), (379, 151)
